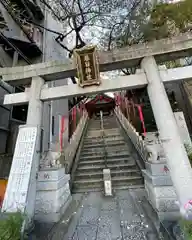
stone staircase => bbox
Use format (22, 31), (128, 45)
(72, 115), (144, 193)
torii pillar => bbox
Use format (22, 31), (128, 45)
(2, 77), (44, 225)
(141, 56), (192, 219)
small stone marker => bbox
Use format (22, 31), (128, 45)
(103, 169), (112, 196)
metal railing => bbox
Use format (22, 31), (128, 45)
(100, 110), (107, 168)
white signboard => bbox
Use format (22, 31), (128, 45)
(2, 126), (38, 212)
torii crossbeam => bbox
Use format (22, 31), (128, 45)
(3, 65), (192, 106)
(0, 32), (192, 85)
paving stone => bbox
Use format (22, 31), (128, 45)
(83, 192), (103, 207)
(115, 189), (131, 200)
(101, 198), (117, 211)
(36, 190), (170, 239)
(70, 225), (98, 240)
(78, 206), (101, 225)
(97, 210), (121, 240)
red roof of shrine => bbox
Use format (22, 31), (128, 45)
(85, 94), (114, 105)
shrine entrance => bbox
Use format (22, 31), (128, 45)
(1, 35), (192, 222)
(85, 94), (115, 118)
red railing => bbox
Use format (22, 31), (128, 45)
(114, 92), (146, 136)
(59, 101), (87, 152)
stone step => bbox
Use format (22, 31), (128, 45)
(82, 141), (126, 149)
(72, 176), (143, 193)
(88, 127), (118, 130)
(86, 128), (121, 134)
(75, 171), (103, 179)
(88, 123), (117, 126)
(80, 152), (130, 161)
(90, 119), (116, 122)
(81, 145), (129, 154)
(72, 178), (103, 191)
(72, 186), (103, 193)
(72, 184), (144, 193)
(85, 133), (121, 139)
(111, 169), (141, 177)
(75, 169), (141, 180)
(78, 157), (134, 166)
(84, 137), (122, 143)
(112, 176), (144, 187)
(88, 125), (118, 129)
(83, 137), (124, 145)
(89, 119), (116, 123)
(80, 148), (130, 157)
(84, 134), (122, 141)
(78, 159), (105, 166)
(88, 127), (119, 130)
(113, 185), (144, 191)
(72, 116), (144, 193)
(77, 162), (137, 171)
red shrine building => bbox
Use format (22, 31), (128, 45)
(85, 94), (116, 118)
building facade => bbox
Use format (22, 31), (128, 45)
(0, 0), (69, 163)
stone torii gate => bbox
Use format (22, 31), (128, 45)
(2, 33), (192, 222)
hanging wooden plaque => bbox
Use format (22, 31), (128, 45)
(73, 45), (100, 87)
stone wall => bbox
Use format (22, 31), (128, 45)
(35, 168), (71, 223)
(116, 107), (192, 220)
(115, 106), (147, 166)
(35, 112), (88, 223)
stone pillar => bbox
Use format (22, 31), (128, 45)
(27, 77), (44, 126)
(2, 77), (44, 225)
(141, 56), (192, 219)
(25, 77), (44, 221)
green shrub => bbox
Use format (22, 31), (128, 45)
(181, 219), (192, 239)
(184, 144), (192, 166)
(0, 212), (27, 240)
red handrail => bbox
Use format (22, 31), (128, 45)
(59, 100), (87, 151)
(115, 92), (146, 136)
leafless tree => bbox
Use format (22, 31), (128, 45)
(39, 0), (152, 79)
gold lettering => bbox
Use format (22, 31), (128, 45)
(86, 74), (92, 80)
(85, 61), (90, 67)
(84, 55), (90, 62)
(85, 67), (91, 74)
